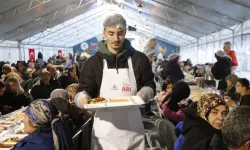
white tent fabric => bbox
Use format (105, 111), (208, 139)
(180, 20), (250, 79)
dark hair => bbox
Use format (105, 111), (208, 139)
(38, 52), (43, 59)
(168, 81), (191, 111)
(0, 80), (5, 89)
(222, 106), (250, 149)
(237, 78), (250, 89)
(162, 79), (174, 91)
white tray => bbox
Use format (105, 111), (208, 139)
(84, 96), (145, 110)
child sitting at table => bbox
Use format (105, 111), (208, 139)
(157, 79), (173, 106)
(162, 81), (192, 125)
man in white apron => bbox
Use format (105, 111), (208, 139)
(75, 14), (155, 150)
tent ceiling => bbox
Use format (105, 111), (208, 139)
(0, 0), (250, 47)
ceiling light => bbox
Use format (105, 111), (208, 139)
(138, 3), (143, 13)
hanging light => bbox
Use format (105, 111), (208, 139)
(46, 26), (51, 32)
(138, 3), (143, 13)
(46, 22), (51, 32)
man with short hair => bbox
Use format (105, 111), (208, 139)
(30, 69), (52, 100)
(46, 64), (61, 90)
(143, 38), (157, 54)
(76, 13), (155, 149)
(223, 41), (238, 73)
(2, 64), (22, 82)
(222, 106), (250, 150)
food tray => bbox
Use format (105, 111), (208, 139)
(0, 134), (26, 148)
(84, 96), (145, 110)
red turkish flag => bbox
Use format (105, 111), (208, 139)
(58, 50), (62, 58)
(29, 49), (35, 61)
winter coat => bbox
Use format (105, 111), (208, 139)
(12, 132), (54, 150)
(174, 121), (184, 150)
(78, 39), (155, 98)
(162, 103), (187, 124)
(58, 73), (77, 89)
(31, 80), (53, 100)
(225, 86), (237, 101)
(78, 56), (88, 74)
(4, 91), (31, 112)
(211, 57), (231, 91)
(162, 60), (184, 83)
(181, 104), (221, 150)
(192, 134), (228, 150)
(239, 89), (250, 106)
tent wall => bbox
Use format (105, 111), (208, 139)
(180, 20), (250, 79)
(0, 41), (72, 63)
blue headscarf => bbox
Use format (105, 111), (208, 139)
(25, 99), (58, 127)
(25, 99), (74, 150)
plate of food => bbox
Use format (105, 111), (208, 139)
(84, 96), (145, 110)
(0, 121), (15, 126)
(0, 137), (21, 148)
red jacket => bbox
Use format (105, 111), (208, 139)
(228, 50), (238, 67)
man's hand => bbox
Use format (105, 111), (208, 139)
(76, 93), (91, 109)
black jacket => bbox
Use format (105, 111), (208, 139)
(162, 60), (184, 83)
(211, 57), (231, 91)
(225, 86), (237, 101)
(58, 73), (77, 89)
(182, 103), (221, 150)
(4, 91), (31, 112)
(78, 39), (155, 98)
(192, 134), (228, 150)
(31, 80), (53, 100)
(49, 77), (62, 91)
(239, 89), (250, 106)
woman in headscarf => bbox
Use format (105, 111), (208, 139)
(181, 93), (229, 150)
(50, 88), (91, 129)
(162, 53), (184, 83)
(162, 81), (192, 125)
(12, 99), (73, 150)
(4, 77), (32, 112)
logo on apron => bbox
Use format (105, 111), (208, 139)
(111, 84), (118, 91)
(122, 82), (132, 92)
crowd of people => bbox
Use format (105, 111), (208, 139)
(0, 13), (250, 150)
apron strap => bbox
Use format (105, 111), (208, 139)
(128, 57), (134, 73)
(103, 59), (108, 69)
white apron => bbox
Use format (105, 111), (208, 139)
(91, 57), (145, 150)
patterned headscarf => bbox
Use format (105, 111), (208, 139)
(197, 93), (229, 121)
(25, 99), (58, 127)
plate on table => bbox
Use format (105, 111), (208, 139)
(0, 135), (26, 148)
(84, 96), (145, 110)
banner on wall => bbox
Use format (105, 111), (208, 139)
(29, 49), (35, 61)
(58, 50), (62, 58)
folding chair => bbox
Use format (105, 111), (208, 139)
(155, 119), (177, 150)
(72, 117), (93, 150)
(146, 132), (168, 150)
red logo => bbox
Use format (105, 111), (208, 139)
(122, 87), (131, 92)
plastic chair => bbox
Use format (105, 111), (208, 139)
(146, 132), (168, 150)
(155, 119), (177, 150)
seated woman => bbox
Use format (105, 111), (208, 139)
(157, 79), (173, 106)
(12, 99), (73, 150)
(181, 93), (229, 150)
(225, 74), (238, 100)
(235, 78), (250, 106)
(4, 77), (32, 112)
(162, 81), (192, 125)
